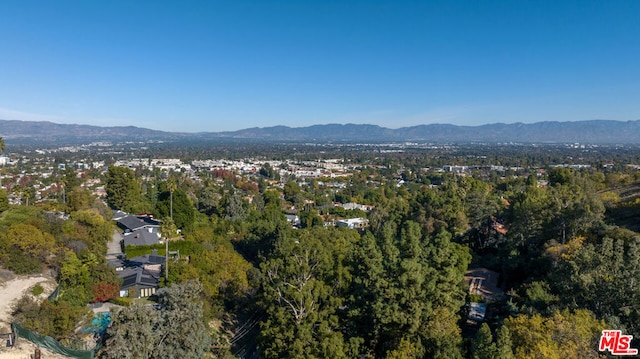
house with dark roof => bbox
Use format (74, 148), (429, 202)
(285, 214), (301, 227)
(116, 214), (161, 233)
(127, 252), (165, 267)
(108, 251), (165, 299)
(111, 210), (128, 221)
(123, 227), (161, 247)
(114, 212), (163, 248)
(107, 256), (126, 272)
(118, 265), (161, 298)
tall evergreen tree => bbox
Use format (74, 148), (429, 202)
(472, 323), (497, 359)
(100, 280), (210, 359)
(105, 166), (143, 212)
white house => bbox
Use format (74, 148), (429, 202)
(337, 218), (369, 230)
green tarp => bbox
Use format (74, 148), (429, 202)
(47, 284), (61, 301)
(12, 322), (97, 359)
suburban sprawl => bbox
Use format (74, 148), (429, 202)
(1, 137), (640, 358)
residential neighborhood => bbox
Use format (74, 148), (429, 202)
(1, 139), (640, 358)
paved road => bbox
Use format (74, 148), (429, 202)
(106, 229), (123, 259)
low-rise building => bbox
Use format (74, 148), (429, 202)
(337, 218), (369, 230)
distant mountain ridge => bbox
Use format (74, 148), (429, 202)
(200, 120), (640, 144)
(0, 119), (184, 142)
(1, 119), (640, 144)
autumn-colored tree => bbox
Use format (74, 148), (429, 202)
(91, 281), (120, 303)
(505, 309), (606, 359)
(4, 222), (55, 262)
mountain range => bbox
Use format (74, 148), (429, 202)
(1, 119), (639, 145)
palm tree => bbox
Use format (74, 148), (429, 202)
(164, 175), (177, 283)
(0, 137), (4, 188)
(161, 217), (178, 283)
(167, 176), (176, 221)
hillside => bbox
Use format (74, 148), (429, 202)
(2, 119), (640, 145)
(600, 180), (640, 232)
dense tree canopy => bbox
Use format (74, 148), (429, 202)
(105, 166), (144, 212)
(156, 187), (195, 230)
(6, 144), (640, 358)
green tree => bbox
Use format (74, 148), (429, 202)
(259, 162), (279, 180)
(224, 192), (247, 221)
(12, 296), (90, 340)
(348, 222), (469, 358)
(4, 222), (55, 262)
(495, 325), (515, 359)
(262, 189), (281, 208)
(283, 180), (302, 204)
(548, 167), (574, 187)
(385, 337), (421, 359)
(472, 323), (497, 359)
(299, 209), (323, 228)
(62, 166), (81, 190)
(160, 217), (178, 283)
(58, 251), (91, 306)
(105, 166), (142, 212)
(422, 306), (464, 359)
(505, 309), (606, 359)
(100, 280), (210, 359)
(549, 227), (640, 338)
(0, 136), (5, 187)
(156, 188), (195, 230)
(21, 187), (35, 206)
(259, 227), (356, 358)
(0, 188), (9, 212)
(154, 280), (211, 358)
(197, 186), (221, 215)
(99, 304), (159, 359)
(66, 187), (93, 212)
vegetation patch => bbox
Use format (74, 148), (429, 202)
(31, 284), (44, 296)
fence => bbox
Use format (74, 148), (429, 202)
(11, 322), (98, 359)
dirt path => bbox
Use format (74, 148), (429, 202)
(0, 341), (69, 359)
(0, 276), (50, 326)
(0, 276), (68, 359)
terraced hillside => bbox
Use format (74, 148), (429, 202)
(599, 180), (640, 232)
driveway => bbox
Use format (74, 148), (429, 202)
(106, 229), (123, 259)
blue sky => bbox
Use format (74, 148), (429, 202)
(0, 1), (639, 132)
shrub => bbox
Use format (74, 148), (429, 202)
(110, 296), (133, 307)
(31, 284), (44, 296)
(3, 249), (41, 274)
(91, 281), (120, 303)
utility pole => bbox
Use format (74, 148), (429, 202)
(165, 176), (176, 283)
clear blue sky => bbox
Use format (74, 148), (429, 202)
(0, 1), (639, 132)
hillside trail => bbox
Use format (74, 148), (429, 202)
(0, 274), (67, 359)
